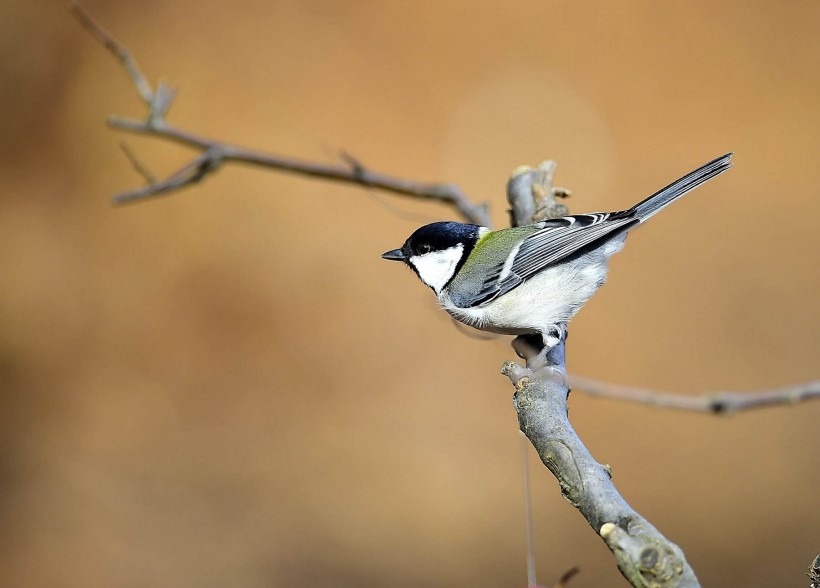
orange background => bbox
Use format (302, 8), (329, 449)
(1, 1), (818, 586)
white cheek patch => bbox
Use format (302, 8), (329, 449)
(409, 244), (464, 294)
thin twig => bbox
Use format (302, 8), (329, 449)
(551, 567), (580, 588)
(107, 118), (490, 223)
(119, 142), (156, 184)
(506, 160), (570, 227)
(570, 376), (820, 415)
(70, 5), (492, 226)
(69, 2), (154, 104)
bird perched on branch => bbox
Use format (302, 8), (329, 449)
(382, 153), (733, 357)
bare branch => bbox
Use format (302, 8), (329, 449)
(69, 3), (154, 105)
(503, 345), (700, 587)
(113, 150), (219, 203)
(569, 376), (820, 415)
(70, 5), (492, 225)
(106, 118), (489, 221)
(551, 566), (580, 588)
(119, 142), (156, 184)
(507, 160), (570, 227)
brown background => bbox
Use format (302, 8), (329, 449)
(1, 1), (818, 586)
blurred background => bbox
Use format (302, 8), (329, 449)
(1, 1), (818, 586)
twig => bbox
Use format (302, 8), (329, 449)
(503, 345), (700, 587)
(69, 4), (491, 226)
(507, 160), (570, 227)
(69, 2), (154, 104)
(119, 142), (156, 184)
(570, 376), (820, 414)
(551, 566), (580, 588)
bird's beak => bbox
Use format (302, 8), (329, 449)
(381, 248), (406, 262)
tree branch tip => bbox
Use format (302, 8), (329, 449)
(68, 2), (89, 19)
(107, 115), (143, 129)
(500, 360), (517, 374)
(112, 192), (147, 206)
(510, 164), (535, 179)
(501, 361), (533, 390)
(338, 149), (362, 169)
(551, 566), (580, 588)
(151, 80), (178, 116)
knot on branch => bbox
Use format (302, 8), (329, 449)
(507, 160), (571, 227)
(600, 523), (688, 587)
(501, 361), (532, 391)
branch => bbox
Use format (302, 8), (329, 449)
(503, 345), (700, 587)
(69, 1), (153, 104)
(507, 160), (570, 227)
(69, 4), (491, 226)
(119, 141), (157, 184)
(551, 566), (580, 588)
(569, 376), (820, 414)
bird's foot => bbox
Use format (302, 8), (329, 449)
(543, 323), (568, 350)
(511, 323), (568, 371)
(534, 324), (568, 384)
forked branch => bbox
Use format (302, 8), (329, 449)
(69, 3), (491, 226)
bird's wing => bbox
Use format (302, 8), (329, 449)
(460, 213), (639, 308)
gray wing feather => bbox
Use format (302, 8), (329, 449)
(465, 213), (637, 307)
(511, 213), (635, 276)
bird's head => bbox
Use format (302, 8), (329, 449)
(381, 221), (485, 294)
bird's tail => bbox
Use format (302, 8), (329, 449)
(629, 153), (733, 223)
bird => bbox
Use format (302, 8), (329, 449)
(381, 153), (733, 355)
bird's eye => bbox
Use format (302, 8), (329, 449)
(419, 244), (432, 254)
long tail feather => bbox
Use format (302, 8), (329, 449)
(630, 153), (733, 222)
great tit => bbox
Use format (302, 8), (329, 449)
(382, 153), (732, 352)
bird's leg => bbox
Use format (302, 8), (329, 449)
(513, 323), (568, 374)
(511, 324), (568, 369)
(510, 325), (568, 385)
(536, 323), (568, 363)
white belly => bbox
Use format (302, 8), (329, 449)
(440, 238), (623, 337)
